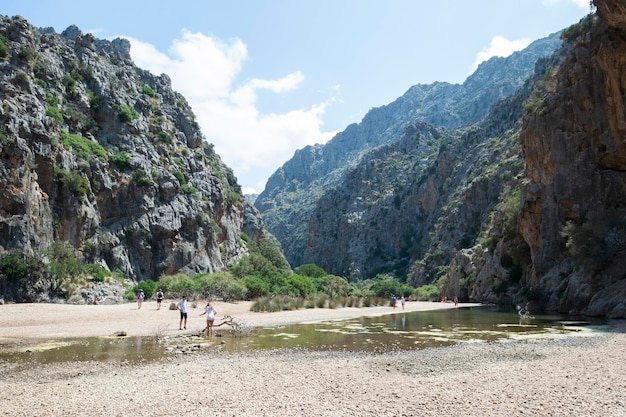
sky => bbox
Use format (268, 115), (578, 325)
(3, 1), (590, 194)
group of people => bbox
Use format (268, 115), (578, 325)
(390, 295), (406, 309)
(175, 296), (217, 336)
(136, 289), (163, 310)
(389, 294), (460, 309)
(137, 290), (217, 336)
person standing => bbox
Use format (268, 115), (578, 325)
(200, 302), (217, 337)
(400, 296), (405, 310)
(176, 295), (188, 330)
(137, 289), (145, 310)
(156, 289), (164, 311)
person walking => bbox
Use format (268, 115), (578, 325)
(137, 289), (145, 310)
(156, 289), (164, 311)
(176, 295), (188, 330)
(200, 302), (217, 337)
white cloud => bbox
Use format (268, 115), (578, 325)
(248, 72), (305, 93)
(230, 71), (305, 107)
(470, 36), (532, 73)
(127, 31), (337, 194)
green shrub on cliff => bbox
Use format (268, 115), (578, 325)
(46, 106), (63, 124)
(561, 14), (594, 43)
(111, 151), (131, 167)
(61, 131), (107, 161)
(55, 166), (89, 200)
(118, 104), (137, 122)
(131, 168), (153, 187)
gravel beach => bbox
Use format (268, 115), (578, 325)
(0, 300), (625, 417)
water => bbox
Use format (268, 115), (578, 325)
(0, 307), (608, 365)
(219, 306), (607, 353)
(0, 335), (166, 366)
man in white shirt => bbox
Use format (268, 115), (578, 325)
(176, 295), (188, 330)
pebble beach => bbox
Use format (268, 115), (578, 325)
(0, 301), (624, 416)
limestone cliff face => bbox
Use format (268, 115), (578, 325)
(305, 123), (453, 280)
(516, 0), (626, 317)
(0, 16), (258, 294)
(446, 1), (626, 318)
(306, 82), (529, 284)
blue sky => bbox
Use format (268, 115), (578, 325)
(3, 1), (590, 193)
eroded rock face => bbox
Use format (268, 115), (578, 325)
(0, 16), (261, 293)
(517, 0), (626, 316)
(595, 0), (626, 29)
(256, 33), (563, 269)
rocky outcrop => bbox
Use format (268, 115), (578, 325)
(0, 16), (263, 298)
(516, 0), (626, 317)
(445, 1), (626, 318)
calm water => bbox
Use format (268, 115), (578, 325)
(0, 335), (165, 366)
(0, 306), (608, 365)
(220, 306), (606, 353)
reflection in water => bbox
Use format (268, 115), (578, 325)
(134, 335), (142, 353)
(0, 306), (608, 365)
(221, 306), (607, 353)
(0, 336), (167, 366)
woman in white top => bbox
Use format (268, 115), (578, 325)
(200, 302), (217, 337)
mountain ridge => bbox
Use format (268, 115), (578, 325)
(255, 0), (626, 317)
(256, 31), (563, 268)
(0, 16), (267, 301)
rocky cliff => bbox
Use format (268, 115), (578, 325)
(259, 0), (626, 317)
(445, 0), (626, 318)
(520, 0), (626, 317)
(256, 33), (562, 268)
(306, 72), (534, 284)
(0, 16), (261, 300)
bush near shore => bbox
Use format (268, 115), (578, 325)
(0, 237), (443, 308)
(250, 295), (391, 312)
(123, 267), (441, 312)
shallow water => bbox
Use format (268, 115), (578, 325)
(219, 306), (607, 353)
(0, 306), (608, 365)
(1, 335), (166, 366)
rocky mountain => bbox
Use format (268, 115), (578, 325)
(0, 16), (266, 300)
(258, 0), (626, 317)
(306, 71), (535, 284)
(255, 32), (563, 268)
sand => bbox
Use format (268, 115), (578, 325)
(0, 299), (469, 344)
(0, 300), (625, 417)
